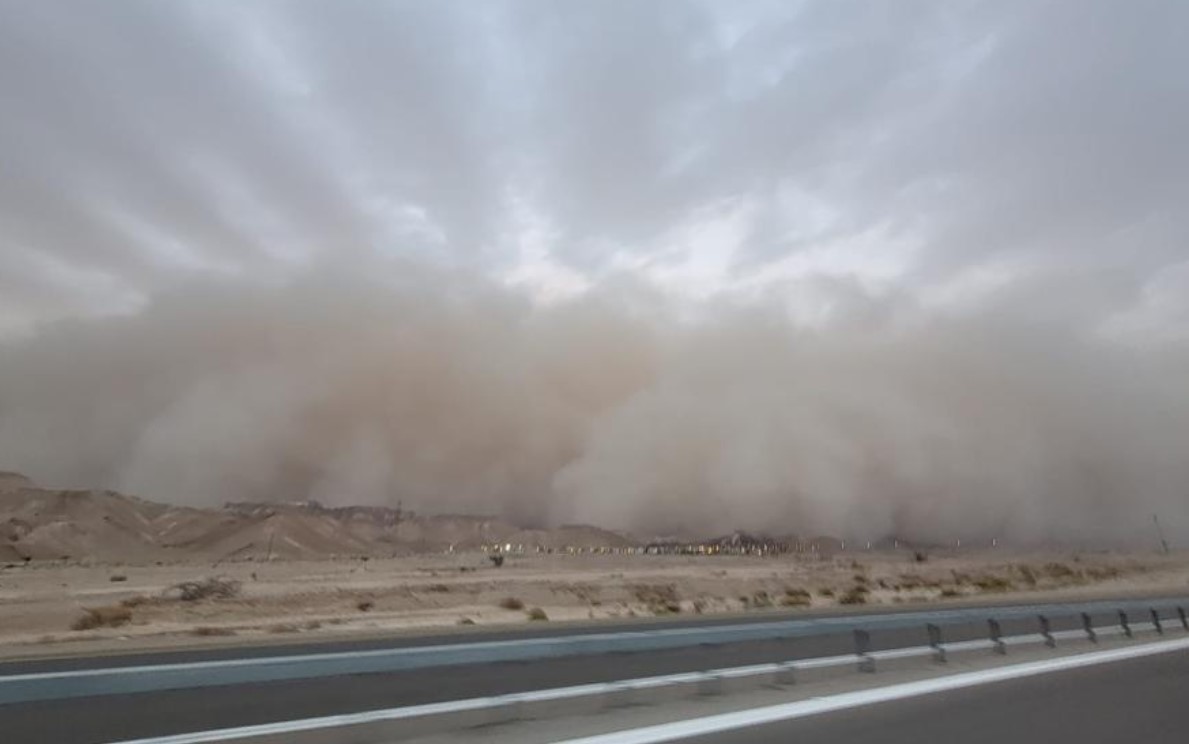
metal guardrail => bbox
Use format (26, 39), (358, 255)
(1, 597), (1186, 705)
(104, 619), (1189, 744)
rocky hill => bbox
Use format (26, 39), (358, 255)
(0, 474), (631, 564)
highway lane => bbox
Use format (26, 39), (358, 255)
(674, 647), (1189, 744)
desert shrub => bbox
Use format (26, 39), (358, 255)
(939, 587), (962, 598)
(631, 584), (679, 606)
(526, 607), (549, 621)
(853, 573), (869, 584)
(191, 626), (236, 637)
(973, 575), (1014, 592)
(425, 584), (450, 593)
(751, 591), (773, 608)
(72, 605), (132, 631)
(838, 586), (868, 605)
(1085, 565), (1122, 581)
(1044, 562), (1079, 580)
(109, 574), (128, 583)
(267, 623), (300, 634)
(913, 551), (929, 563)
(457, 617), (476, 625)
(780, 592), (811, 608)
(356, 599), (375, 612)
(1016, 564), (1038, 586)
(120, 594), (151, 608)
(166, 577), (241, 602)
(817, 587), (836, 597)
(499, 597), (525, 611)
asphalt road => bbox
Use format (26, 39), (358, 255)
(682, 648), (1189, 744)
(0, 600), (1181, 743)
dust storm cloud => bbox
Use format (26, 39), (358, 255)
(2, 266), (1186, 545)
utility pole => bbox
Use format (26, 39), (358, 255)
(1153, 514), (1170, 555)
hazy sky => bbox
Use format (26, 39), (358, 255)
(2, 1), (1188, 542)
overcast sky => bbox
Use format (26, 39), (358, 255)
(2, 1), (1188, 541)
(1, 0), (1185, 336)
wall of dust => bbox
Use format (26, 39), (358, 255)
(2, 265), (1187, 546)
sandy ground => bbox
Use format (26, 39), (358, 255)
(1, 550), (1187, 660)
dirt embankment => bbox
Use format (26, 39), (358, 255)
(1, 550), (1186, 660)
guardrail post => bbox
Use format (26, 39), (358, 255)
(927, 623), (946, 663)
(1038, 614), (1056, 648)
(1151, 608), (1163, 635)
(1081, 612), (1097, 643)
(988, 618), (1007, 655)
(1178, 606), (1188, 632)
(1119, 610), (1132, 638)
(854, 629), (876, 673)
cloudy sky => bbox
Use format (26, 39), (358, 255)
(2, 1), (1188, 543)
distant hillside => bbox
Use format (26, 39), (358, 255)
(0, 474), (632, 563)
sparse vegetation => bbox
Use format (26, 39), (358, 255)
(751, 590), (773, 608)
(838, 586), (869, 605)
(914, 551), (929, 563)
(939, 587), (962, 598)
(973, 575), (1014, 592)
(817, 587), (836, 597)
(71, 605), (132, 631)
(356, 599), (375, 612)
(191, 626), (236, 637)
(166, 577), (241, 602)
(781, 588), (811, 607)
(1016, 564), (1038, 586)
(499, 596), (525, 610)
(1044, 562), (1079, 580)
(526, 607), (549, 621)
(109, 574), (127, 582)
(457, 617), (476, 625)
(267, 623), (300, 634)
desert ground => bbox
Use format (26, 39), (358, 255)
(2, 549), (1187, 660)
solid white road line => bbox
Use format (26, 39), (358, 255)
(551, 636), (1189, 744)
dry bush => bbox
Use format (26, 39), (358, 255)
(780, 589), (811, 608)
(817, 587), (836, 597)
(1015, 564), (1039, 586)
(191, 626), (236, 637)
(526, 607), (549, 621)
(166, 577), (241, 602)
(424, 584), (450, 593)
(356, 599), (375, 612)
(120, 594), (152, 608)
(72, 605), (132, 631)
(499, 597), (525, 611)
(939, 587), (962, 598)
(267, 623), (300, 634)
(973, 575), (1014, 592)
(751, 591), (773, 608)
(109, 574), (128, 582)
(1044, 562), (1080, 580)
(838, 586), (869, 605)
(457, 617), (476, 625)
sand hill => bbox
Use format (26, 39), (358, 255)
(0, 474), (630, 564)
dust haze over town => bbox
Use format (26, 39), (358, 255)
(2, 1), (1189, 549)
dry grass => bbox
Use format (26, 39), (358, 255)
(166, 577), (241, 602)
(838, 585), (869, 605)
(499, 597), (525, 611)
(71, 605), (133, 631)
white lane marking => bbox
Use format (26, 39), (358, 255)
(552, 636), (1189, 744)
(105, 628), (1177, 744)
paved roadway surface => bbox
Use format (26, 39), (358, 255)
(681, 648), (1189, 744)
(0, 603), (1174, 743)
